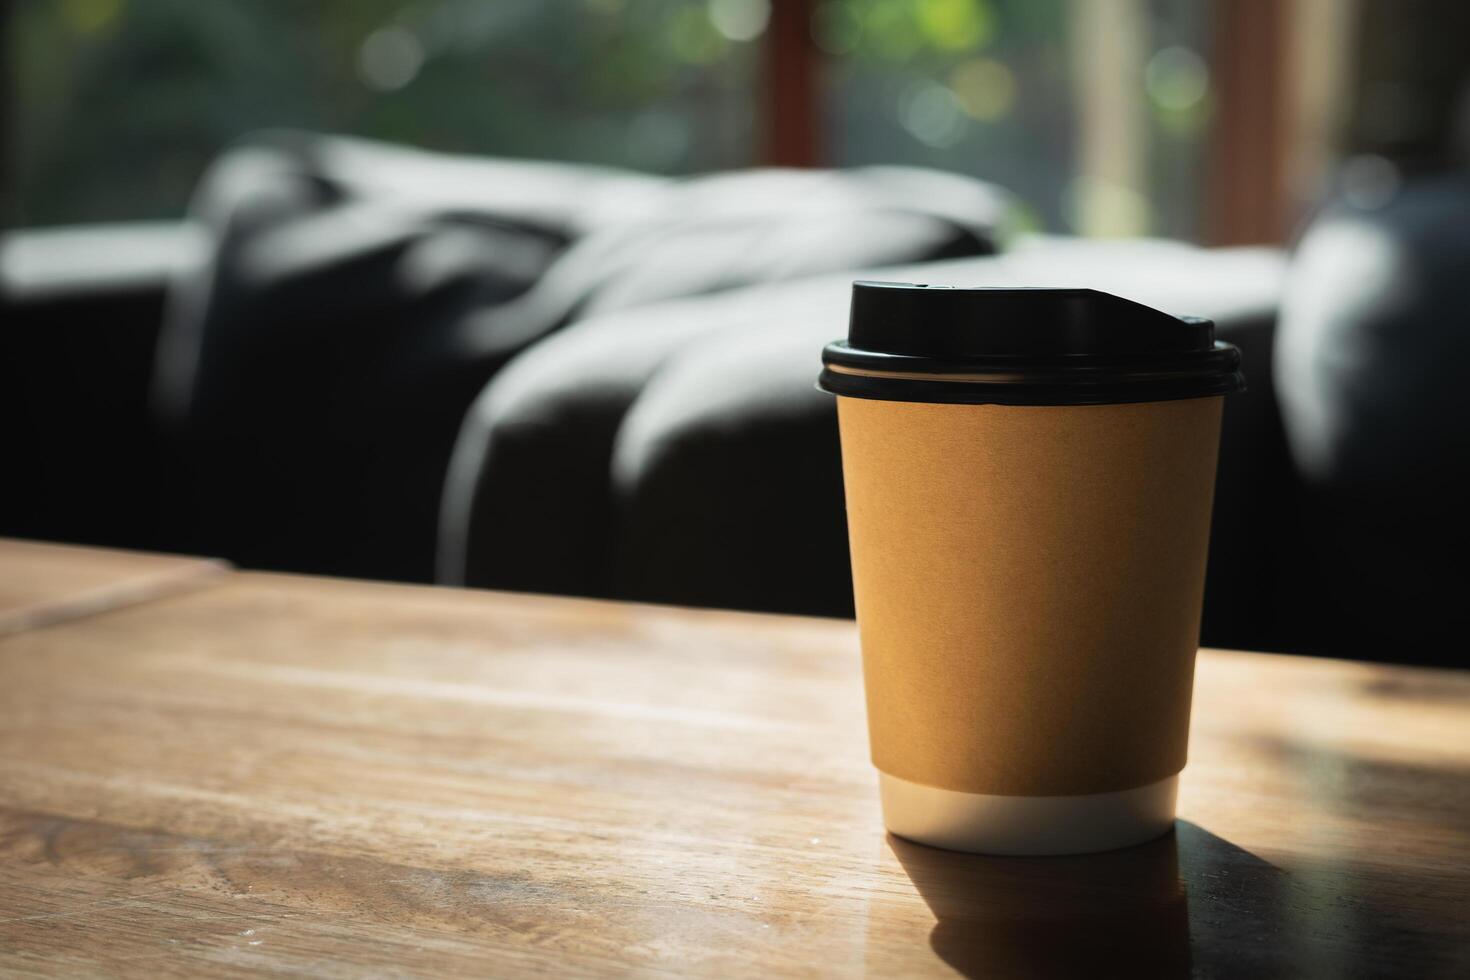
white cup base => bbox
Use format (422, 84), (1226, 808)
(879, 771), (1178, 856)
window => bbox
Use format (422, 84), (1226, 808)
(819, 0), (1212, 239)
(6, 0), (1307, 242)
(7, 0), (759, 226)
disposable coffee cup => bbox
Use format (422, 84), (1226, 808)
(819, 283), (1243, 856)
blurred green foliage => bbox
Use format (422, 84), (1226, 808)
(822, 0), (1211, 238)
(9, 0), (759, 225)
(8, 0), (1210, 238)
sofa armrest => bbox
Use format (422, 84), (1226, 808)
(0, 221), (204, 548)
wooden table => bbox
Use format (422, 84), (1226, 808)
(0, 539), (225, 637)
(1, 554), (1467, 977)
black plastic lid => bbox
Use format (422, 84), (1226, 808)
(818, 282), (1245, 405)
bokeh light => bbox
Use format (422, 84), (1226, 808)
(900, 79), (968, 148)
(863, 1), (923, 63)
(626, 109), (692, 170)
(358, 26), (426, 92)
(915, 0), (994, 53)
(708, 0), (770, 43)
(1145, 46), (1208, 111)
(949, 57), (1016, 121)
(1062, 175), (1150, 238)
(667, 4), (729, 64)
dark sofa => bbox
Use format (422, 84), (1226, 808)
(439, 238), (1296, 657)
(149, 134), (1011, 584)
(5, 138), (1467, 667)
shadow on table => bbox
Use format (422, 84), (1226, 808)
(889, 826), (1201, 978)
(891, 816), (1469, 978)
(1244, 733), (1470, 842)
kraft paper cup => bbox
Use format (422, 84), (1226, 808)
(820, 283), (1243, 855)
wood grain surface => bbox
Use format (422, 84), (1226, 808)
(0, 538), (226, 637)
(1, 569), (1467, 977)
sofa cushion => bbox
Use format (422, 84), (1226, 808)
(443, 238), (1290, 649)
(158, 135), (1009, 582)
